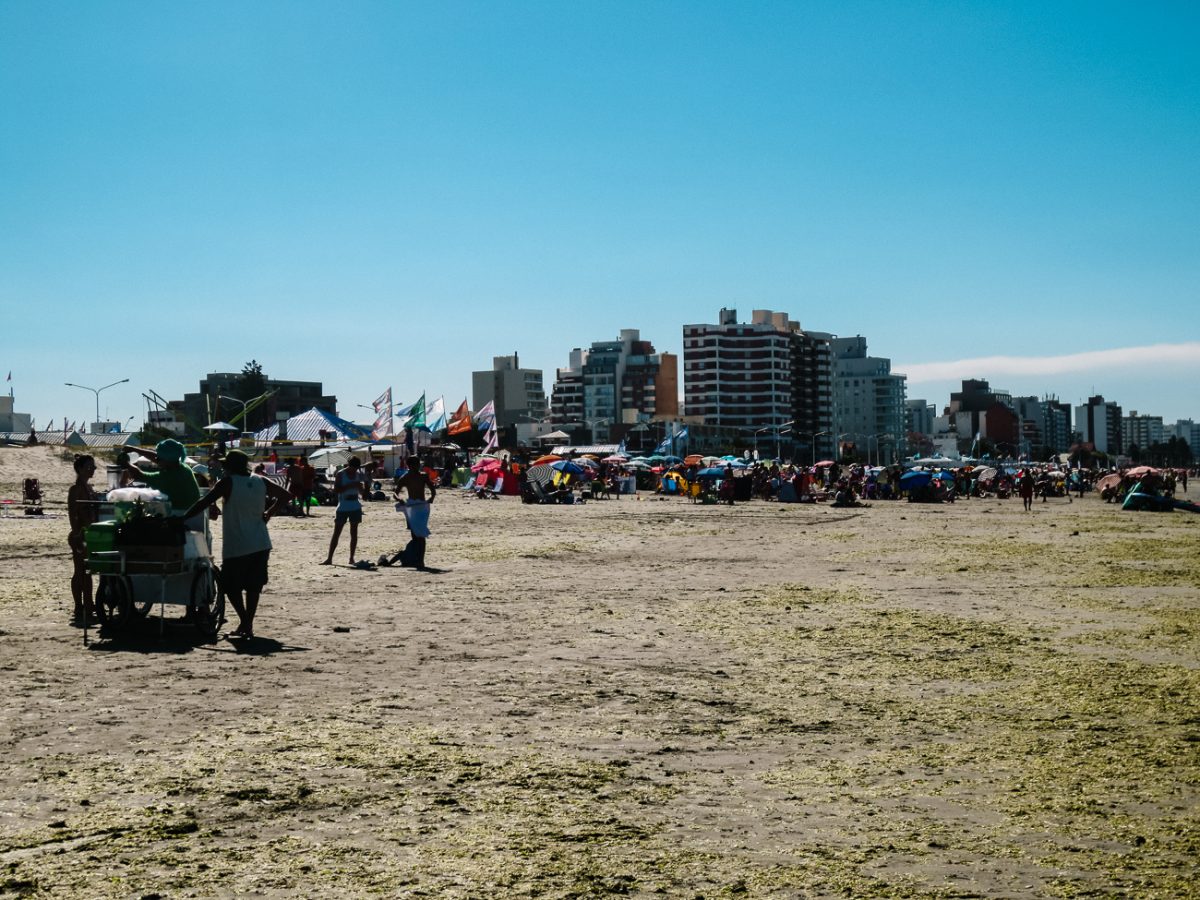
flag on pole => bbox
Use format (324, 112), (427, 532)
(371, 410), (392, 441)
(484, 424), (499, 452)
(372, 387), (392, 413)
(473, 400), (495, 429)
(447, 399), (472, 435)
(616, 438), (626, 455)
(653, 433), (672, 455)
(396, 394), (426, 429)
(426, 396), (447, 433)
(5, 371), (9, 381)
(674, 426), (689, 445)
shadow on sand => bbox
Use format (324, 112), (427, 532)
(86, 619), (309, 657)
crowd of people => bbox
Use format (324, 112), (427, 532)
(64, 438), (1198, 639)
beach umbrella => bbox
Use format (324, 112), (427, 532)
(532, 454), (562, 466)
(471, 457), (503, 473)
(683, 454), (704, 466)
(603, 454), (628, 463)
(974, 466), (998, 482)
(663, 455), (683, 464)
(900, 470), (932, 489)
(204, 421), (240, 433)
(697, 466), (728, 478)
(814, 460), (835, 467)
(309, 446), (355, 467)
(550, 460), (585, 476)
(701, 455), (721, 465)
(1125, 465), (1159, 479)
(526, 463), (556, 487)
(1095, 473), (1121, 492)
(623, 459), (652, 469)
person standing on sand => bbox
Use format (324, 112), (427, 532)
(185, 450), (290, 638)
(1019, 469), (1035, 511)
(321, 456), (369, 566)
(381, 455), (437, 569)
(67, 455), (100, 624)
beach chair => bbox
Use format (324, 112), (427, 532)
(23, 478), (44, 515)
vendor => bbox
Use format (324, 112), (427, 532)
(121, 438), (202, 522)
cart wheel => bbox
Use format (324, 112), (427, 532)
(191, 564), (225, 642)
(97, 575), (134, 628)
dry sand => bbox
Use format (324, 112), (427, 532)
(1, 444), (1197, 897)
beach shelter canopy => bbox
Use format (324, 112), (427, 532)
(254, 408), (368, 444)
(540, 430), (571, 442)
(204, 421), (240, 432)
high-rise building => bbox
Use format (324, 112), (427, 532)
(826, 335), (907, 464)
(549, 330), (674, 442)
(905, 399), (935, 436)
(1122, 411), (1164, 452)
(1075, 395), (1123, 456)
(1169, 419), (1200, 454)
(683, 308), (833, 460)
(471, 353), (546, 430)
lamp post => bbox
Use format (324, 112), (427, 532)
(776, 420), (794, 461)
(585, 417), (611, 445)
(218, 394), (249, 428)
(808, 431), (830, 466)
(64, 378), (129, 434)
(754, 426), (771, 457)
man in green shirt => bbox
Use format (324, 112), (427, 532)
(122, 439), (201, 517)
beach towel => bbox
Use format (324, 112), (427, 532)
(397, 499), (432, 537)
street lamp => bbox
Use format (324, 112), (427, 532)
(218, 394), (248, 427)
(585, 417), (611, 445)
(64, 379), (129, 434)
(754, 426), (771, 457)
(808, 431), (830, 466)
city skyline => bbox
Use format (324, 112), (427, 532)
(3, 4), (1197, 427)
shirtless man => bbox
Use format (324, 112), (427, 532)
(381, 456), (437, 569)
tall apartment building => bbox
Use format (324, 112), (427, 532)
(1122, 411), (1164, 451)
(905, 399), (935, 436)
(1169, 419), (1200, 454)
(549, 330), (675, 442)
(825, 335), (907, 463)
(471, 353), (546, 429)
(1044, 396), (1073, 452)
(682, 308), (833, 460)
(1075, 395), (1123, 456)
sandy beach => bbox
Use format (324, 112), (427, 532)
(1, 444), (1197, 897)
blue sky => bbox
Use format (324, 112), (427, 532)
(2, 1), (1197, 429)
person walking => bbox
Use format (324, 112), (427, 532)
(185, 450), (290, 638)
(321, 456), (369, 566)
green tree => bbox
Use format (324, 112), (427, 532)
(231, 360), (268, 429)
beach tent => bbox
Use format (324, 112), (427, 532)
(254, 408), (368, 444)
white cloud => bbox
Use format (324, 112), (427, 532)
(898, 342), (1200, 384)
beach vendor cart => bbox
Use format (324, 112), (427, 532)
(83, 488), (224, 642)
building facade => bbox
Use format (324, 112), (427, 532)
(1074, 395), (1123, 456)
(826, 335), (906, 464)
(550, 330), (675, 443)
(1122, 411), (1165, 452)
(179, 374), (337, 436)
(471, 353), (547, 430)
(682, 308), (833, 460)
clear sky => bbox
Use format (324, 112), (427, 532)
(2, 1), (1197, 429)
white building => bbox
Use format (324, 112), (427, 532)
(472, 353), (546, 430)
(828, 336), (907, 464)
